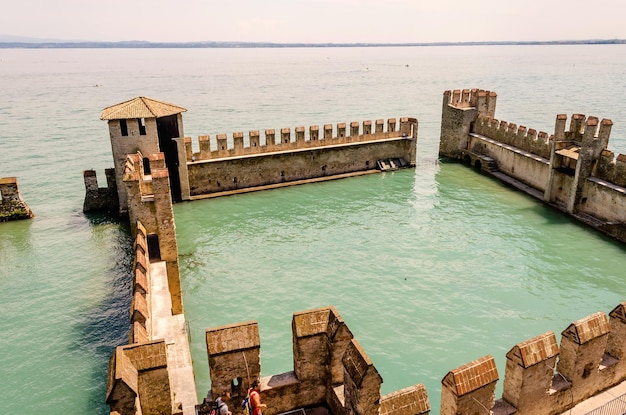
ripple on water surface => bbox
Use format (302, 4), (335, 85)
(175, 166), (626, 411)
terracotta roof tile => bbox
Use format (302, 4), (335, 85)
(442, 355), (499, 396)
(561, 312), (609, 345)
(609, 302), (626, 323)
(101, 96), (187, 120)
(380, 384), (430, 415)
(506, 332), (559, 368)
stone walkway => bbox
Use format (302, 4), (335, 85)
(150, 260), (198, 415)
(557, 380), (626, 415)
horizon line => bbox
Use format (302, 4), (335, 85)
(0, 38), (625, 48)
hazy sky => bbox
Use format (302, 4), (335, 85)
(4, 0), (626, 43)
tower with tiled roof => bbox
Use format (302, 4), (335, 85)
(101, 97), (188, 213)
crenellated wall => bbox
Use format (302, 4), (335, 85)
(106, 151), (199, 415)
(439, 89), (496, 159)
(186, 118), (413, 161)
(204, 307), (430, 415)
(440, 88), (626, 244)
(473, 116), (552, 160)
(93, 97), (417, 211)
(129, 221), (150, 344)
(440, 302), (626, 415)
(83, 168), (119, 213)
(0, 177), (34, 222)
(123, 152), (183, 315)
(182, 117), (417, 199)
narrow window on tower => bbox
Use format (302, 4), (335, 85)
(120, 119), (128, 136)
(138, 118), (146, 135)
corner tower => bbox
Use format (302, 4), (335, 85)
(101, 97), (188, 214)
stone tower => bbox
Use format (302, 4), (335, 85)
(439, 89), (497, 159)
(101, 97), (189, 214)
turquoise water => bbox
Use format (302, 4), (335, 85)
(1, 45), (626, 414)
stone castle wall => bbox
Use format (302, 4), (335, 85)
(107, 153), (193, 415)
(473, 117), (552, 160)
(439, 303), (626, 415)
(439, 88), (626, 243)
(181, 117), (417, 199)
(83, 168), (119, 213)
(186, 118), (415, 161)
(96, 95), (626, 415)
(122, 152), (183, 315)
(203, 303), (626, 415)
(204, 307), (430, 415)
(0, 177), (34, 222)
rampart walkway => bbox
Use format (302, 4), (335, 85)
(558, 381), (626, 415)
(150, 260), (197, 415)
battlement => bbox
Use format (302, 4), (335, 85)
(473, 115), (553, 159)
(0, 177), (34, 222)
(82, 168), (118, 213)
(129, 221), (150, 344)
(183, 117), (417, 199)
(440, 88), (626, 242)
(185, 118), (416, 162)
(121, 151), (182, 315)
(203, 306), (429, 415)
(93, 96), (418, 208)
(443, 88), (497, 117)
(554, 113), (613, 147)
(438, 303), (626, 415)
(107, 217), (193, 415)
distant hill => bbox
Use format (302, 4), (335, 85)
(0, 36), (624, 48)
(0, 34), (81, 43)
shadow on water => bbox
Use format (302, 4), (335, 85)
(83, 211), (125, 226)
(72, 215), (133, 414)
(437, 159), (626, 252)
(0, 218), (34, 256)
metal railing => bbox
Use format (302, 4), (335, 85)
(585, 392), (626, 415)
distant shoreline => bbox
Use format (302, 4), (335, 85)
(0, 39), (625, 49)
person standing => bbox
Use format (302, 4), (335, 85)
(216, 391), (232, 415)
(249, 380), (267, 415)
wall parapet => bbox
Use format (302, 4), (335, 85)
(186, 117), (417, 162)
(441, 88), (626, 244)
(83, 168), (118, 213)
(203, 306), (429, 415)
(474, 115), (552, 159)
(444, 88), (497, 117)
(129, 221), (150, 344)
(443, 302), (626, 415)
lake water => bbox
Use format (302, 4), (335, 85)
(1, 45), (626, 414)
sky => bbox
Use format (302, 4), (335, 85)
(3, 0), (626, 44)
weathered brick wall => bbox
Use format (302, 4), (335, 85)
(108, 117), (161, 213)
(439, 89), (496, 159)
(502, 331), (559, 413)
(130, 222), (150, 344)
(186, 118), (416, 161)
(187, 138), (413, 197)
(82, 168), (118, 213)
(440, 355), (498, 415)
(473, 116), (552, 159)
(441, 88), (626, 242)
(123, 152), (183, 315)
(205, 307), (427, 415)
(0, 177), (34, 222)
(107, 340), (172, 415)
(440, 302), (626, 415)
(206, 321), (261, 400)
(379, 384), (430, 415)
(182, 118), (416, 198)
